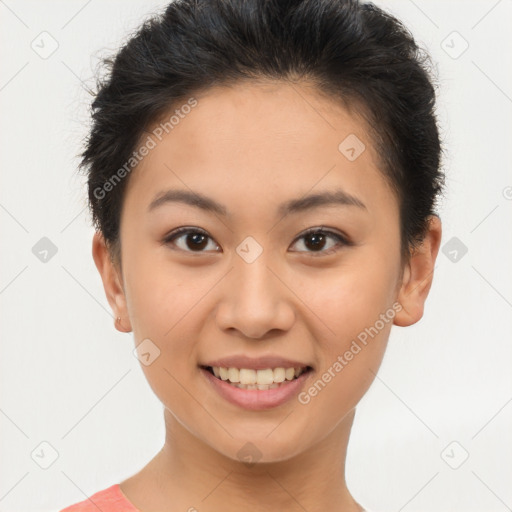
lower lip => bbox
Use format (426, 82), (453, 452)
(200, 367), (312, 411)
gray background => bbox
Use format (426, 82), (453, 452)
(1, 0), (511, 510)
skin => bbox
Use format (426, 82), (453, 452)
(93, 80), (442, 512)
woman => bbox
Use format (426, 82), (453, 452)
(61, 0), (444, 510)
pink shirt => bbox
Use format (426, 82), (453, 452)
(59, 483), (377, 512)
(59, 484), (140, 512)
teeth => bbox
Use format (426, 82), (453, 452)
(256, 368), (274, 385)
(239, 368), (257, 385)
(227, 367), (240, 382)
(273, 367), (285, 383)
(209, 365), (308, 386)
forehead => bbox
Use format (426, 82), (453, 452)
(123, 80), (396, 220)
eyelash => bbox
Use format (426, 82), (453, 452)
(162, 226), (352, 257)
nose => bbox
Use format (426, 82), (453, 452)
(215, 252), (295, 339)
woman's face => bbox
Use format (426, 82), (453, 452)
(96, 81), (430, 463)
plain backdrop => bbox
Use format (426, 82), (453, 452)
(1, 1), (511, 511)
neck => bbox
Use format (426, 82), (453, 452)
(121, 408), (364, 512)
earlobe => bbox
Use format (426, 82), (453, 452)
(92, 231), (132, 333)
(393, 215), (442, 327)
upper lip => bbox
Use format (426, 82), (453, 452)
(201, 355), (312, 371)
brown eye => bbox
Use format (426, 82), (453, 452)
(163, 227), (220, 253)
(290, 228), (350, 256)
(163, 226), (350, 256)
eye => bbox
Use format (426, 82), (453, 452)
(290, 227), (351, 256)
(162, 227), (220, 253)
(163, 226), (351, 256)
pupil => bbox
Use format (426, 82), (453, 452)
(187, 233), (207, 250)
(306, 233), (325, 251)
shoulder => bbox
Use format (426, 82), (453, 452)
(58, 484), (140, 512)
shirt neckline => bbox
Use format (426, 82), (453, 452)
(113, 484), (142, 511)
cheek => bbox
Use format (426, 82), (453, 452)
(308, 277), (393, 382)
(302, 252), (399, 341)
(295, 247), (399, 404)
(122, 247), (208, 372)
(124, 268), (202, 416)
(127, 278), (200, 370)
(297, 287), (394, 434)
(123, 243), (196, 337)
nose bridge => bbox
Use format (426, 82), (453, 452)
(234, 246), (276, 301)
(216, 239), (295, 338)
(233, 233), (275, 289)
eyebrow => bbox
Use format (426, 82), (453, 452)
(147, 188), (366, 217)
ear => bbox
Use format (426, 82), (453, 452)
(394, 215), (442, 327)
(92, 231), (132, 333)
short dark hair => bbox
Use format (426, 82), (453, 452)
(79, 0), (445, 265)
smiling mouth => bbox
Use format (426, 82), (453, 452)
(200, 365), (313, 390)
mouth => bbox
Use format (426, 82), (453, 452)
(200, 364), (313, 391)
